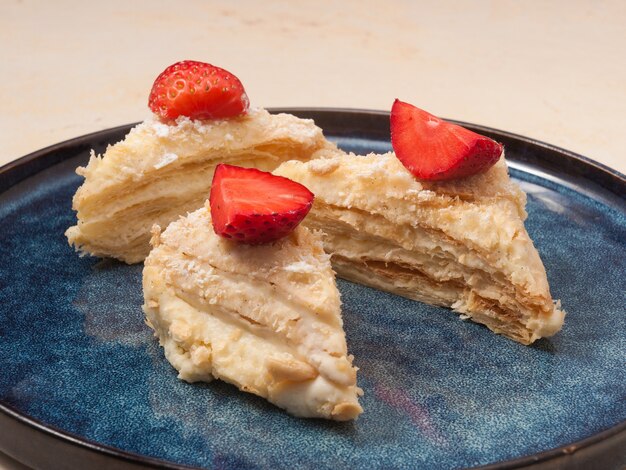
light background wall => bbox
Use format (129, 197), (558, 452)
(1, 0), (624, 172)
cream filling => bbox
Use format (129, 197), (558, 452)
(143, 265), (363, 420)
(305, 207), (564, 343)
(75, 153), (292, 218)
(161, 257), (355, 387)
(67, 155), (288, 263)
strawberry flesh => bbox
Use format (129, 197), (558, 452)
(209, 164), (314, 245)
(149, 60), (249, 121)
(390, 99), (503, 181)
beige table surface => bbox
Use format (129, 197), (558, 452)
(1, 0), (625, 469)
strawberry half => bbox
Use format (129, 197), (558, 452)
(390, 99), (503, 181)
(148, 60), (249, 121)
(209, 164), (314, 245)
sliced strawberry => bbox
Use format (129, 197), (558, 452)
(209, 164), (314, 245)
(390, 99), (503, 181)
(148, 60), (249, 121)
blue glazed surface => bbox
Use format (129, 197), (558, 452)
(0, 136), (625, 470)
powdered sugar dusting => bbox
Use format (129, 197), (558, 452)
(153, 122), (171, 138)
(355, 155), (388, 177)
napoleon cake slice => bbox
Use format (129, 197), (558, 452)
(66, 60), (337, 263)
(274, 151), (564, 345)
(65, 108), (336, 263)
(142, 205), (362, 420)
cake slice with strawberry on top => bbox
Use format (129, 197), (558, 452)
(274, 100), (564, 345)
(143, 165), (362, 420)
(66, 60), (336, 264)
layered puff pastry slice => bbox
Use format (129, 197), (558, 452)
(274, 152), (565, 345)
(66, 108), (336, 264)
(142, 204), (363, 420)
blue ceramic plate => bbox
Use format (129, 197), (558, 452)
(0, 109), (624, 470)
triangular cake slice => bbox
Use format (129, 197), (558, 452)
(274, 151), (564, 344)
(66, 108), (335, 263)
(142, 204), (362, 420)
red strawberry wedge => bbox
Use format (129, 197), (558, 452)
(390, 99), (503, 181)
(149, 60), (249, 121)
(209, 164), (314, 245)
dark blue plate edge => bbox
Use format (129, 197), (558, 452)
(0, 403), (194, 470)
(1, 399), (625, 470)
(0, 108), (624, 470)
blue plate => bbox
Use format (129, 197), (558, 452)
(0, 109), (624, 470)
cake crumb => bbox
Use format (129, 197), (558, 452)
(154, 153), (178, 169)
(309, 158), (340, 175)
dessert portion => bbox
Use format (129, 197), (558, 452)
(143, 165), (362, 420)
(274, 103), (564, 345)
(274, 152), (564, 344)
(66, 61), (336, 263)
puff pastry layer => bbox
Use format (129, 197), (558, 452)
(66, 108), (335, 263)
(142, 205), (362, 420)
(274, 151), (565, 344)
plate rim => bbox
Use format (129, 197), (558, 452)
(0, 107), (624, 470)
